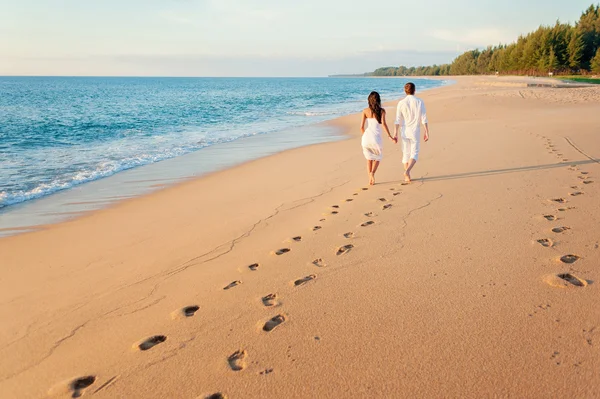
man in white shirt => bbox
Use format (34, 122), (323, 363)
(394, 82), (429, 183)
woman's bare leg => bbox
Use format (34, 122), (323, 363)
(372, 161), (380, 174)
(371, 161), (380, 185)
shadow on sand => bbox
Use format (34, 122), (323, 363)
(380, 159), (598, 185)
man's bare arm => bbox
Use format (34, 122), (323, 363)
(394, 101), (403, 142)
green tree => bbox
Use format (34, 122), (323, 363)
(567, 30), (585, 70)
(577, 4), (600, 69)
(548, 48), (559, 72)
(537, 50), (549, 72)
(591, 47), (600, 73)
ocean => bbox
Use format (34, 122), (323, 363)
(0, 76), (448, 231)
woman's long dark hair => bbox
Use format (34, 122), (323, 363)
(368, 91), (382, 124)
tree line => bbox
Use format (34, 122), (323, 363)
(370, 4), (600, 76)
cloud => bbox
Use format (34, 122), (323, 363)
(429, 27), (516, 47)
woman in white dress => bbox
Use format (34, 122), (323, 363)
(360, 91), (395, 185)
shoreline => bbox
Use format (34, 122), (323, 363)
(0, 78), (449, 238)
(1, 76), (598, 398)
(0, 123), (345, 237)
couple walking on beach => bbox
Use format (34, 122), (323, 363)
(360, 82), (429, 185)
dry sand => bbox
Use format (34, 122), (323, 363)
(0, 76), (599, 398)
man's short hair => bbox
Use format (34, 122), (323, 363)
(404, 82), (416, 95)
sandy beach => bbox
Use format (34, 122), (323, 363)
(1, 76), (599, 398)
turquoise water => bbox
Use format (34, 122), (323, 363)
(0, 77), (447, 210)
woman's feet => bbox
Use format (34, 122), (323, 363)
(403, 172), (411, 183)
(369, 172), (375, 185)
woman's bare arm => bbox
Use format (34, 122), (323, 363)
(360, 111), (367, 134)
(381, 110), (395, 142)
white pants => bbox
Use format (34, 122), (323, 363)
(402, 137), (420, 163)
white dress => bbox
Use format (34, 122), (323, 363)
(361, 117), (383, 161)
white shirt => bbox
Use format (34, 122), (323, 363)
(395, 95), (428, 140)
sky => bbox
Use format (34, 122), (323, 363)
(0, 0), (595, 77)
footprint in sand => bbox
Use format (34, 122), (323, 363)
(346, 198), (354, 202)
(294, 275), (316, 286)
(393, 192), (401, 196)
(204, 393), (227, 399)
(330, 211), (339, 215)
(537, 239), (554, 248)
(344, 232), (354, 239)
(312, 226), (322, 231)
(378, 198), (388, 202)
(227, 350), (247, 371)
(401, 182), (410, 186)
(262, 294), (279, 307)
(291, 236), (302, 242)
(560, 254), (580, 264)
(562, 159), (569, 162)
(382, 204), (392, 210)
(312, 258), (327, 267)
(361, 188), (369, 191)
(336, 244), (354, 255)
(135, 335), (167, 351)
(549, 198), (567, 204)
(552, 226), (571, 233)
(223, 281), (242, 290)
(331, 205), (340, 209)
(583, 180), (593, 184)
(544, 215), (557, 221)
(248, 263), (259, 271)
(320, 218), (326, 222)
(274, 248), (291, 255)
(557, 207), (576, 212)
(581, 172), (589, 175)
(569, 191), (584, 196)
(361, 221), (375, 227)
(263, 315), (286, 332)
(48, 376), (97, 398)
(544, 273), (588, 288)
(171, 305), (200, 319)
(364, 212), (373, 217)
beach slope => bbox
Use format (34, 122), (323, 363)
(0, 76), (599, 398)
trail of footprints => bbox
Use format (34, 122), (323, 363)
(53, 185), (404, 397)
(538, 136), (591, 289)
(535, 135), (597, 368)
(219, 188), (390, 380)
